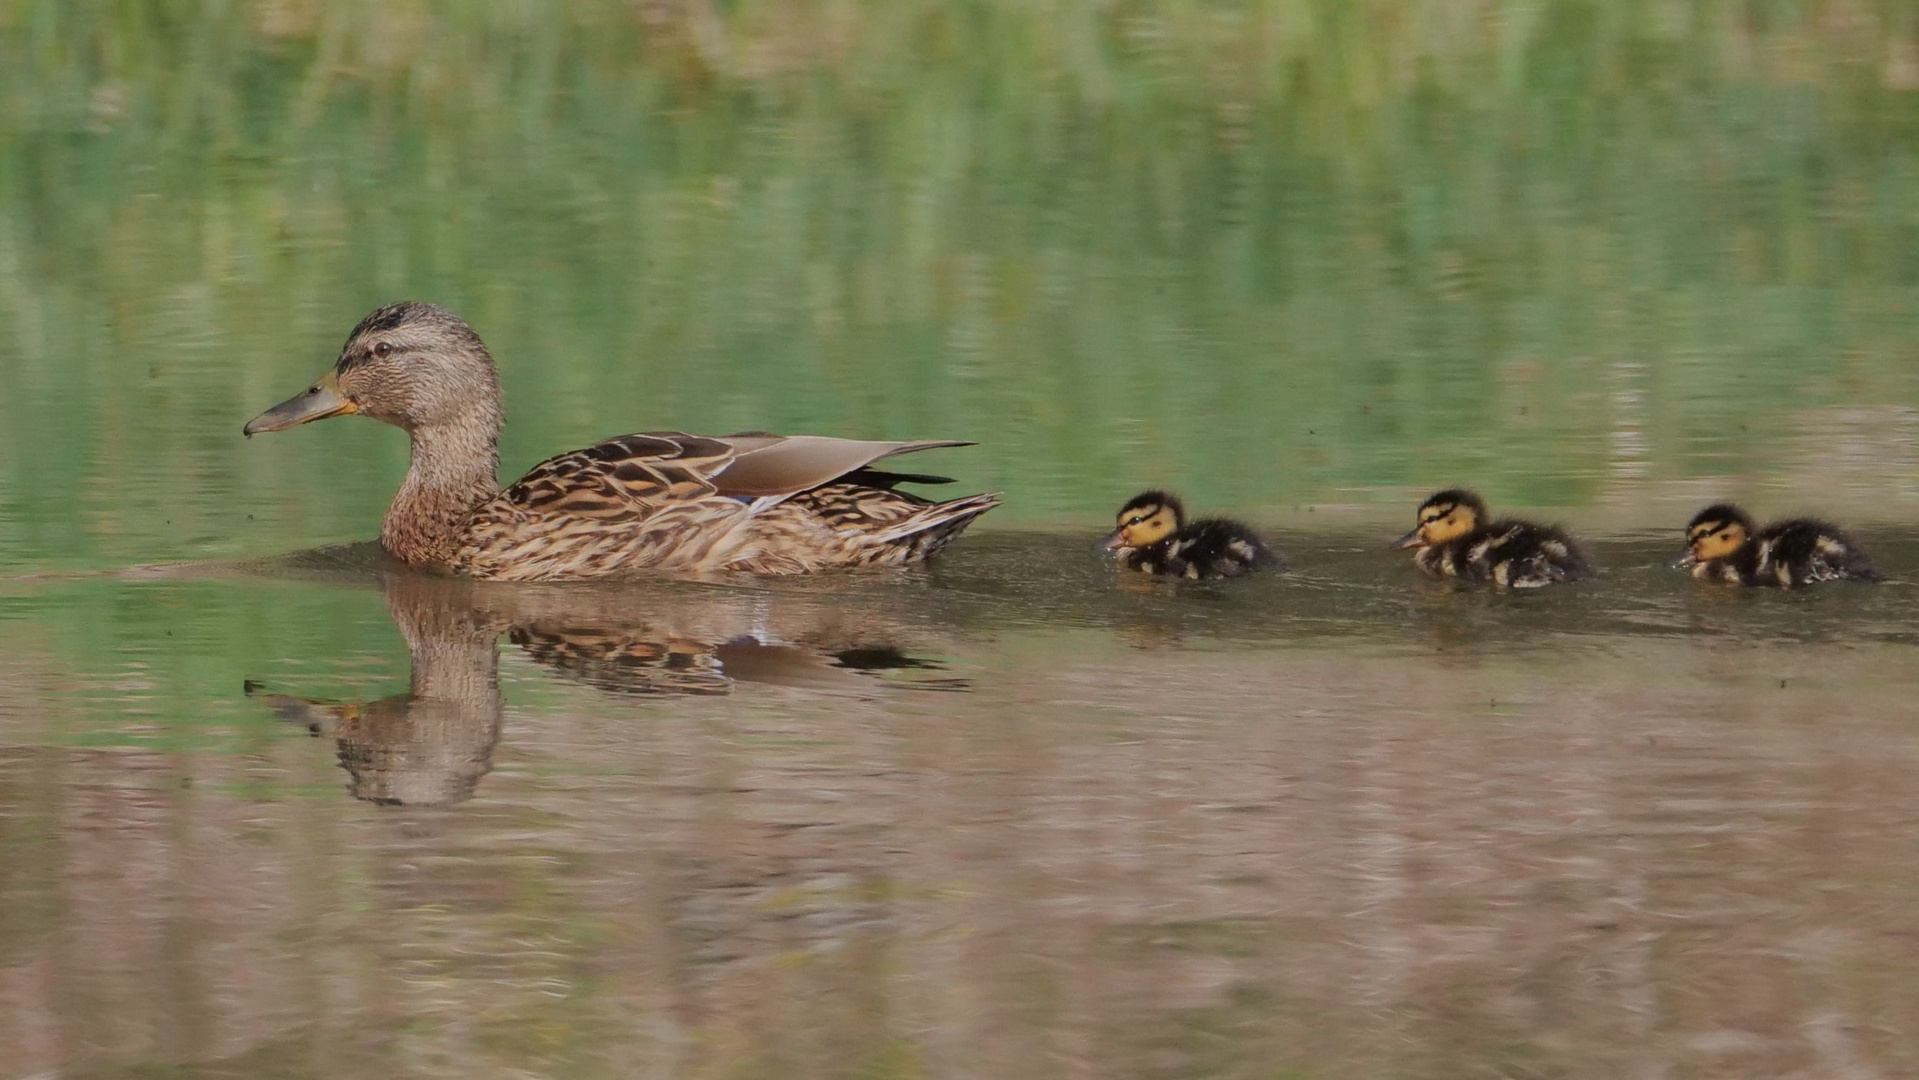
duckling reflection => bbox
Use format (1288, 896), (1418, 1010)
(248, 571), (962, 805)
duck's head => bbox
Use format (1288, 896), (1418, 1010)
(1674, 503), (1754, 568)
(1392, 489), (1486, 550)
(1101, 490), (1183, 550)
(244, 301), (502, 438)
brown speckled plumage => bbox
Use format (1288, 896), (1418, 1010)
(245, 302), (998, 579)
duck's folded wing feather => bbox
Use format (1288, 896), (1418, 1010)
(494, 432), (974, 517)
(702, 436), (975, 499)
(498, 432), (739, 516)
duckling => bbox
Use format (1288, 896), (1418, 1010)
(1099, 490), (1281, 579)
(1675, 503), (1881, 586)
(1391, 488), (1592, 588)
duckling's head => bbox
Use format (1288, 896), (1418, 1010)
(1392, 489), (1487, 550)
(244, 301), (503, 438)
(1675, 502), (1755, 568)
(1101, 490), (1184, 550)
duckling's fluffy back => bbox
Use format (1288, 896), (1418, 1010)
(1119, 518), (1282, 579)
(1747, 518), (1881, 586)
(1417, 519), (1592, 588)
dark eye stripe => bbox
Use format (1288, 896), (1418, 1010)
(338, 341), (408, 371)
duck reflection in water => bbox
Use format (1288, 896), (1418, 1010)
(509, 621), (956, 698)
(247, 573), (503, 807)
(247, 568), (963, 806)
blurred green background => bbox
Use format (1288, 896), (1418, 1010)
(4, 0), (1919, 569)
(5, 10), (1919, 1077)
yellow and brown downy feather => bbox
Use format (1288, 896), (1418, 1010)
(245, 301), (998, 579)
(1392, 488), (1592, 588)
(1099, 489), (1281, 579)
(1675, 503), (1881, 587)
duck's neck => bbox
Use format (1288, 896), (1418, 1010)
(382, 417), (502, 567)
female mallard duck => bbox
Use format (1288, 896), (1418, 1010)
(1675, 503), (1881, 586)
(244, 301), (999, 579)
(1391, 488), (1592, 588)
(1099, 490), (1281, 579)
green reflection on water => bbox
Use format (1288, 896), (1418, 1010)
(3, 2), (1919, 574)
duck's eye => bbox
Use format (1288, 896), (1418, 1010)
(373, 341), (393, 357)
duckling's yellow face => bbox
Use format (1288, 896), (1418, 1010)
(1103, 502), (1178, 549)
(1391, 499), (1478, 550)
(1683, 517), (1747, 564)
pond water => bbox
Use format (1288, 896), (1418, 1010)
(4, 4), (1919, 1078)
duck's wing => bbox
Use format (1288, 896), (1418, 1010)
(499, 432), (740, 517)
(835, 467), (956, 489)
(501, 432), (973, 512)
(710, 435), (974, 499)
(462, 433), (979, 578)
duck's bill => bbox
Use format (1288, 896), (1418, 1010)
(1669, 550), (1699, 569)
(1097, 529), (1127, 551)
(1389, 527), (1424, 550)
(243, 372), (357, 436)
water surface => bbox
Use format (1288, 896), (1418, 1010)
(4, 535), (1918, 1077)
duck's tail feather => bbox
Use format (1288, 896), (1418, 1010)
(873, 492), (1001, 560)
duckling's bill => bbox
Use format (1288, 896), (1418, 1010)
(244, 369), (358, 436)
(1389, 526), (1425, 550)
